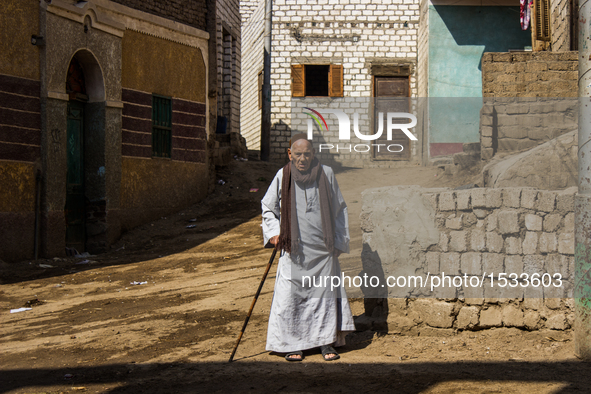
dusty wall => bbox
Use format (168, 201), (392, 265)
(0, 0), (40, 80)
(0, 0), (42, 262)
(110, 0), (208, 31)
(483, 130), (577, 190)
(120, 30), (208, 220)
(121, 30), (206, 103)
(118, 157), (209, 231)
(360, 186), (575, 335)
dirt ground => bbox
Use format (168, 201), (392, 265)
(1, 159), (590, 394)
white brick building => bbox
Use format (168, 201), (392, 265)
(241, 0), (541, 167)
(216, 0), (242, 136)
(240, 0), (423, 167)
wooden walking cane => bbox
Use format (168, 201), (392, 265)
(228, 246), (278, 362)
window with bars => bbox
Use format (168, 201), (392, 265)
(152, 94), (172, 158)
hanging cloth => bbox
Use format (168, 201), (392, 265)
(520, 0), (532, 30)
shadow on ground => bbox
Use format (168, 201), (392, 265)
(0, 161), (278, 285)
(2, 360), (590, 393)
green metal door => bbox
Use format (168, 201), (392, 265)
(66, 101), (85, 252)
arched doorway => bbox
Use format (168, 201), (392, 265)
(65, 50), (106, 254)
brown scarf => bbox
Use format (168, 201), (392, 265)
(278, 157), (335, 254)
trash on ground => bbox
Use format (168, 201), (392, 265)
(65, 247), (79, 256)
(130, 281), (148, 285)
(188, 218), (197, 222)
(76, 260), (90, 265)
(217, 179), (226, 185)
(249, 188), (259, 193)
(39, 264), (54, 268)
(10, 307), (32, 313)
(234, 155), (248, 161)
(186, 224), (197, 229)
(74, 252), (92, 258)
(25, 299), (44, 307)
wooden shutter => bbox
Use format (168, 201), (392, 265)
(258, 70), (263, 109)
(329, 64), (344, 97)
(291, 64), (305, 97)
(533, 0), (551, 42)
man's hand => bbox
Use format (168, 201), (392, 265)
(269, 235), (279, 246)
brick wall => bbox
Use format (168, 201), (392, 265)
(416, 0), (428, 98)
(551, 0), (573, 52)
(240, 0), (260, 24)
(267, 0), (420, 165)
(109, 0), (207, 31)
(482, 52), (577, 98)
(480, 51), (577, 160)
(360, 186), (575, 334)
(217, 0), (242, 136)
(240, 0), (265, 150)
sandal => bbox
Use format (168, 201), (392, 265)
(285, 350), (303, 362)
(320, 345), (340, 361)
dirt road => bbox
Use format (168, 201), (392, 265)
(1, 160), (588, 393)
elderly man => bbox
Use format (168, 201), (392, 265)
(261, 134), (355, 361)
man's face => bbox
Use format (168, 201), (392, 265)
(288, 139), (315, 172)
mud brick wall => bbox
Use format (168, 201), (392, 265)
(110, 0), (207, 31)
(480, 50), (577, 160)
(481, 52), (577, 98)
(360, 186), (575, 335)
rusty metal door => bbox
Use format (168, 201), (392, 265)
(373, 77), (410, 160)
